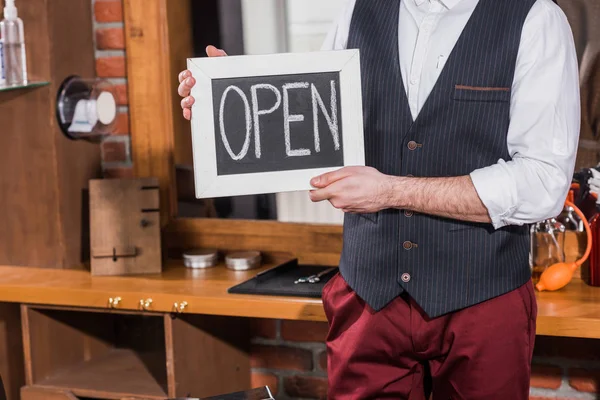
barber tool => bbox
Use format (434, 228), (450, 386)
(183, 249), (219, 269)
(294, 267), (336, 284)
(536, 200), (592, 292)
(225, 251), (262, 271)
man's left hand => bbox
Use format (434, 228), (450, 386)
(309, 166), (393, 213)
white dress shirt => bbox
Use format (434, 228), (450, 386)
(321, 0), (581, 229)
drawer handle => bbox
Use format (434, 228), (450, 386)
(108, 297), (122, 308)
(139, 298), (153, 311)
(173, 301), (188, 314)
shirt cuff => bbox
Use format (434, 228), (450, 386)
(469, 163), (519, 230)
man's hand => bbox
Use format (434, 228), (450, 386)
(178, 45), (227, 120)
(309, 167), (492, 223)
(309, 166), (393, 213)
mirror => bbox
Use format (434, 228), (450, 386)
(173, 0), (345, 224)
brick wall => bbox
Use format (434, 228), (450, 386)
(92, 0), (133, 179)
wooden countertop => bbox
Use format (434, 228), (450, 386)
(0, 257), (599, 338)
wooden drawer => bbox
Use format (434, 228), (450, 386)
(21, 305), (251, 399)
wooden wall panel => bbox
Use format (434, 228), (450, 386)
(0, 0), (100, 268)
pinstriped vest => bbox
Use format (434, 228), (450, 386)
(340, 0), (536, 318)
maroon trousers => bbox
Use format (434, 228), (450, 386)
(322, 273), (537, 400)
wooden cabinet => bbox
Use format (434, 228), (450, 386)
(20, 305), (250, 400)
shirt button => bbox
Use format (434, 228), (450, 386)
(404, 210), (414, 217)
(401, 273), (411, 283)
(407, 141), (420, 151)
(406, 174), (414, 178)
(403, 241), (413, 250)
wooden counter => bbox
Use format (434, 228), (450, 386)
(0, 257), (599, 338)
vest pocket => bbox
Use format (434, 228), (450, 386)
(453, 85), (511, 102)
(357, 212), (379, 224)
(447, 220), (492, 232)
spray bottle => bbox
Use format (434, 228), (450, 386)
(0, 0), (27, 86)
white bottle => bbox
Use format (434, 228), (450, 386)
(0, 0), (27, 86)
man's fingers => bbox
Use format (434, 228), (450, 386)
(178, 70), (191, 84)
(309, 188), (333, 203)
(183, 108), (192, 121)
(181, 96), (195, 110)
(178, 77), (195, 97)
(206, 45), (227, 57)
(311, 167), (353, 188)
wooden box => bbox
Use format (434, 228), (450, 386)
(90, 178), (162, 276)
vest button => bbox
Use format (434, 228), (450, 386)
(406, 174), (414, 178)
(403, 241), (413, 250)
(407, 141), (420, 151)
(401, 273), (411, 283)
(404, 210), (414, 217)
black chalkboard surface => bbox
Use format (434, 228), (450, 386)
(213, 72), (344, 176)
(188, 50), (364, 198)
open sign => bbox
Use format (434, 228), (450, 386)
(188, 50), (364, 198)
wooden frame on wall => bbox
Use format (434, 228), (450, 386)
(123, 0), (343, 265)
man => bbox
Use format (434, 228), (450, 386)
(178, 0), (580, 398)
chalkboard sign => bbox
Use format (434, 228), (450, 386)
(187, 50), (364, 199)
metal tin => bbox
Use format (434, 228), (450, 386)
(225, 251), (262, 271)
(183, 249), (219, 269)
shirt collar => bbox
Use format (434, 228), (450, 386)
(413, 0), (461, 9)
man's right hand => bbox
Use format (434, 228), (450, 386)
(178, 45), (227, 120)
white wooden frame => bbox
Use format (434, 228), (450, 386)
(187, 49), (364, 199)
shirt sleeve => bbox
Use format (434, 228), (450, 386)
(469, 0), (581, 229)
(320, 0), (356, 51)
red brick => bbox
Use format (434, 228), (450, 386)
(530, 365), (562, 389)
(113, 84), (128, 106)
(94, 0), (123, 23)
(284, 376), (328, 400)
(96, 56), (126, 78)
(112, 113), (129, 135)
(249, 318), (277, 339)
(534, 336), (600, 360)
(281, 320), (329, 342)
(318, 350), (327, 371)
(103, 167), (134, 179)
(101, 141), (128, 163)
(96, 27), (125, 50)
(251, 372), (278, 395)
(568, 368), (600, 393)
(250, 345), (312, 371)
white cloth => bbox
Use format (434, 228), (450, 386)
(321, 0), (581, 229)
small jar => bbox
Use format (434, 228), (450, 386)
(183, 249), (219, 269)
(225, 251), (262, 271)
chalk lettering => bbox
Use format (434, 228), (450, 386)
(311, 80), (339, 153)
(219, 85), (252, 161)
(282, 82), (311, 157)
(251, 84), (282, 159)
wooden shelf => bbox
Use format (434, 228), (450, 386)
(0, 81), (50, 92)
(34, 349), (168, 399)
(1, 260), (600, 338)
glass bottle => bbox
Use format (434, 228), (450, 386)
(530, 219), (566, 285)
(0, 0), (27, 86)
